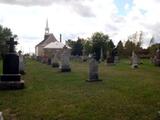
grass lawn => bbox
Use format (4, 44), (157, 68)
(0, 59), (160, 120)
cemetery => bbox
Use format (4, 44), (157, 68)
(0, 49), (160, 119)
(0, 5), (160, 119)
(0, 24), (160, 119)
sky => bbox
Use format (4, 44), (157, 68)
(0, 0), (160, 53)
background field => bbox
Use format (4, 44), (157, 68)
(0, 59), (160, 120)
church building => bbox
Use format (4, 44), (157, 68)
(35, 20), (69, 57)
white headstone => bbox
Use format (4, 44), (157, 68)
(60, 47), (71, 72)
(82, 48), (87, 62)
(0, 112), (4, 120)
(18, 51), (25, 74)
(51, 51), (59, 67)
(87, 55), (101, 82)
(131, 51), (138, 68)
(114, 55), (119, 63)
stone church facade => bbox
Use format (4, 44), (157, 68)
(35, 20), (68, 57)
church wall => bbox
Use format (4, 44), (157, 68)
(36, 34), (58, 57)
(43, 48), (62, 58)
(36, 45), (44, 56)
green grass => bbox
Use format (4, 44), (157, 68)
(0, 59), (160, 120)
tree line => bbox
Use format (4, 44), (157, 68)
(0, 24), (159, 60)
(66, 32), (160, 60)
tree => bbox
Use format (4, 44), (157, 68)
(91, 32), (109, 61)
(66, 39), (75, 48)
(116, 40), (124, 57)
(73, 38), (84, 56)
(107, 39), (115, 52)
(66, 38), (84, 56)
(83, 38), (92, 55)
(149, 36), (155, 47)
(0, 25), (12, 58)
(124, 40), (136, 57)
(148, 43), (160, 57)
(138, 31), (143, 47)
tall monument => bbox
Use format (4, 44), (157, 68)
(0, 37), (24, 90)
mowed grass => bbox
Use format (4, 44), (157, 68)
(0, 59), (160, 120)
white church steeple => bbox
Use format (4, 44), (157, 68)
(45, 19), (49, 34)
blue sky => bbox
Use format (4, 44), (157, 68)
(114, 0), (133, 15)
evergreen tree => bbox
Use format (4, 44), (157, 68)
(116, 40), (124, 57)
(107, 39), (115, 52)
(66, 38), (84, 56)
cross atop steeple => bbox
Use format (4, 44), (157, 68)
(45, 19), (49, 34)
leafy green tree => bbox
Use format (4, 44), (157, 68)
(0, 25), (12, 58)
(91, 32), (109, 61)
(83, 38), (92, 55)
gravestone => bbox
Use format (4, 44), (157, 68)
(42, 55), (48, 64)
(106, 50), (115, 64)
(47, 57), (51, 65)
(131, 51), (138, 68)
(51, 51), (59, 67)
(82, 48), (88, 62)
(18, 50), (25, 75)
(100, 48), (104, 62)
(87, 54), (101, 82)
(0, 112), (3, 120)
(113, 48), (118, 63)
(0, 37), (24, 90)
(153, 48), (160, 66)
(114, 55), (119, 63)
(59, 46), (71, 72)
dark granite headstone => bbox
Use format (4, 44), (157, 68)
(0, 37), (24, 90)
(82, 48), (88, 62)
(106, 51), (114, 65)
(47, 58), (51, 65)
(106, 49), (116, 64)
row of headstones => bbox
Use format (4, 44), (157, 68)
(35, 48), (133, 82)
(131, 48), (160, 68)
(35, 51), (101, 82)
(82, 49), (119, 64)
(36, 47), (71, 72)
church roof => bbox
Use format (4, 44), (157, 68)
(35, 33), (57, 47)
(44, 41), (71, 49)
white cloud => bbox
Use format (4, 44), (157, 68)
(124, 3), (129, 10)
(107, 0), (160, 47)
(0, 0), (160, 53)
